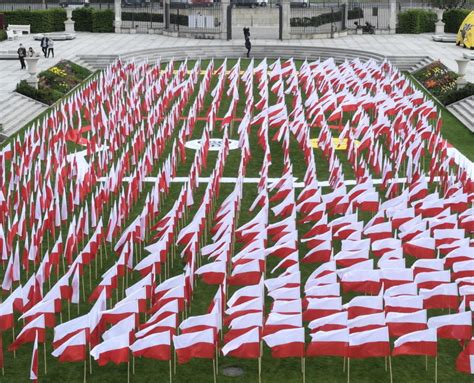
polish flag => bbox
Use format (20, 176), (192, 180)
(263, 313), (302, 336)
(52, 330), (87, 362)
(371, 238), (401, 258)
(386, 310), (428, 337)
(195, 261), (226, 285)
(420, 283), (458, 309)
(363, 222), (392, 241)
(414, 270), (450, 290)
(348, 327), (390, 359)
(343, 296), (383, 319)
(221, 327), (260, 359)
(348, 312), (385, 333)
(306, 328), (349, 357)
(303, 297), (342, 321)
(173, 328), (216, 364)
(384, 282), (417, 298)
(411, 258), (444, 276)
(9, 315), (46, 351)
(428, 311), (472, 340)
(305, 283), (340, 299)
(403, 237), (435, 259)
(384, 295), (423, 313)
(380, 268), (413, 289)
(392, 328), (437, 357)
(452, 260), (474, 280)
(228, 260), (262, 286)
(90, 333), (130, 366)
(340, 268), (381, 295)
(262, 327), (305, 358)
(308, 311), (348, 333)
(455, 337), (474, 374)
(30, 332), (39, 382)
(130, 330), (171, 361)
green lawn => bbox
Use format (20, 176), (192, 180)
(0, 58), (473, 383)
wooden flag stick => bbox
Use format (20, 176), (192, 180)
(43, 341), (47, 374)
(12, 327), (16, 358)
(347, 358), (350, 383)
(425, 355), (428, 370)
(84, 360), (87, 383)
(343, 356), (346, 372)
(89, 342), (92, 374)
(174, 350), (177, 375)
(389, 356), (393, 383)
(258, 357), (262, 383)
(385, 356), (388, 372)
(435, 356), (438, 383)
(301, 357), (306, 383)
(169, 359), (172, 383)
(213, 359), (217, 383)
(127, 361), (130, 383)
(133, 355), (135, 375)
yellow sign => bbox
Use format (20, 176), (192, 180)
(310, 138), (360, 150)
(456, 11), (474, 49)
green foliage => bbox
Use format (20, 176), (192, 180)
(72, 7), (94, 32)
(92, 9), (114, 32)
(290, 10), (342, 28)
(431, 0), (469, 9)
(440, 82), (474, 105)
(122, 11), (163, 23)
(414, 60), (458, 100)
(16, 60), (92, 106)
(0, 29), (7, 42)
(397, 9), (437, 33)
(4, 9), (67, 33)
(442, 8), (471, 33)
(348, 7), (364, 20)
(72, 8), (114, 32)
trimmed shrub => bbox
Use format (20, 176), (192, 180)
(0, 29), (6, 42)
(443, 8), (471, 33)
(72, 7), (94, 32)
(291, 10), (342, 28)
(398, 9), (437, 33)
(92, 9), (114, 32)
(348, 7), (363, 20)
(122, 12), (163, 23)
(441, 83), (474, 105)
(16, 80), (63, 105)
(4, 9), (67, 33)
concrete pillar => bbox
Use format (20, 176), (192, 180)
(220, 0), (229, 40)
(114, 0), (122, 33)
(388, 0), (397, 34)
(164, 0), (171, 30)
(64, 7), (75, 33)
(341, 0), (348, 32)
(25, 56), (39, 89)
(281, 0), (290, 40)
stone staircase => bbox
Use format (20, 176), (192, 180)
(77, 45), (434, 72)
(447, 96), (474, 133)
(0, 93), (48, 139)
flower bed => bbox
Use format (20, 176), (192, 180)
(16, 60), (92, 105)
(413, 60), (458, 102)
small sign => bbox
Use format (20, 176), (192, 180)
(185, 138), (240, 151)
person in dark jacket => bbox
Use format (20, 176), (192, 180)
(40, 36), (49, 58)
(17, 43), (26, 70)
(245, 37), (251, 58)
(243, 26), (250, 40)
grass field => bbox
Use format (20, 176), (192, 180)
(0, 57), (473, 383)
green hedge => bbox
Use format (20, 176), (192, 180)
(443, 8), (471, 33)
(16, 80), (63, 105)
(397, 9), (437, 33)
(72, 8), (93, 32)
(441, 83), (474, 105)
(348, 7), (363, 20)
(92, 9), (114, 32)
(3, 8), (66, 33)
(0, 29), (6, 42)
(122, 12), (163, 23)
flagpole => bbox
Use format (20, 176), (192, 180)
(435, 356), (437, 383)
(212, 358), (217, 383)
(301, 357), (306, 383)
(388, 356), (393, 383)
(258, 356), (262, 383)
(43, 341), (47, 374)
(169, 359), (172, 383)
(127, 361), (130, 383)
(84, 359), (87, 383)
(347, 358), (350, 383)
(12, 326), (16, 358)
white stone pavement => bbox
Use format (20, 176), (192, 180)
(0, 32), (472, 136)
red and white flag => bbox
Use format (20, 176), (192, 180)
(130, 330), (171, 361)
(348, 327), (390, 358)
(428, 311), (472, 340)
(51, 329), (87, 362)
(262, 327), (305, 358)
(173, 328), (216, 364)
(306, 328), (349, 357)
(30, 331), (39, 382)
(90, 333), (130, 366)
(221, 327), (260, 359)
(392, 328), (437, 357)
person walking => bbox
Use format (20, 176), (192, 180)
(47, 39), (54, 58)
(40, 36), (48, 58)
(245, 37), (251, 58)
(17, 43), (26, 70)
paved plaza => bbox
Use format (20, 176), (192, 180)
(0, 32), (473, 136)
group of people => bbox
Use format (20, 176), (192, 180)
(17, 36), (55, 70)
(244, 27), (251, 58)
(40, 36), (55, 58)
